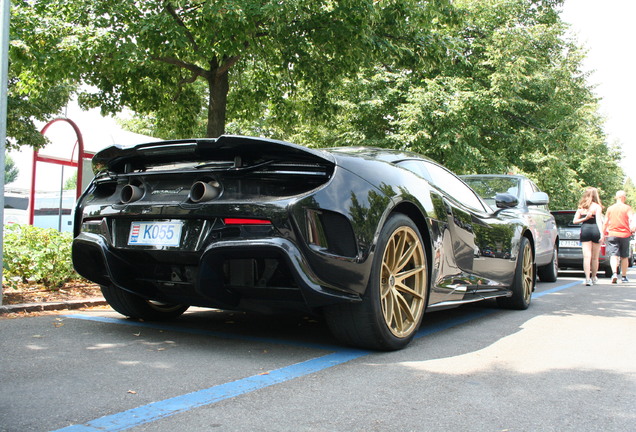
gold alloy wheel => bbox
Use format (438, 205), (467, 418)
(380, 225), (427, 338)
(521, 241), (534, 303)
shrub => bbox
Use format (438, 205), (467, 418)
(3, 224), (78, 289)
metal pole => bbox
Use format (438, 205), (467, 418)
(0, 0), (10, 306)
(58, 165), (64, 231)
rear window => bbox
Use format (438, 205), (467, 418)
(552, 212), (577, 227)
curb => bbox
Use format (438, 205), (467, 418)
(0, 297), (108, 315)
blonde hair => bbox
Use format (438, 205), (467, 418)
(578, 187), (602, 210)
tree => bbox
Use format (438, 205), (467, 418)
(408, 0), (622, 207)
(63, 171), (77, 190)
(24, 0), (455, 139)
(4, 154), (18, 184)
(624, 177), (636, 208)
(8, 0), (624, 211)
(7, 1), (78, 150)
(282, 0), (622, 208)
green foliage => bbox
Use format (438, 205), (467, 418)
(7, 0), (625, 211)
(624, 177), (636, 208)
(389, 0), (623, 208)
(262, 0), (623, 210)
(5, 154), (19, 184)
(63, 171), (77, 190)
(14, 0), (455, 138)
(7, 1), (79, 150)
(3, 224), (78, 289)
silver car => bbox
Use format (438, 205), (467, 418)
(462, 174), (559, 282)
(550, 209), (614, 276)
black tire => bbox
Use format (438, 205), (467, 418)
(497, 236), (534, 310)
(324, 214), (428, 351)
(100, 285), (189, 321)
(537, 244), (558, 283)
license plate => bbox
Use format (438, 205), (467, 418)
(560, 240), (581, 248)
(128, 221), (183, 247)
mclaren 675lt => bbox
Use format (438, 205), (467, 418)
(73, 135), (536, 350)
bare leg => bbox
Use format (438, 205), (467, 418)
(610, 255), (620, 275)
(581, 241), (592, 281)
(621, 257), (629, 277)
(590, 242), (601, 279)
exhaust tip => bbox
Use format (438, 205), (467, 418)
(189, 180), (221, 203)
(121, 184), (143, 203)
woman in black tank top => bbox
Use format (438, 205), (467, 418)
(573, 187), (604, 285)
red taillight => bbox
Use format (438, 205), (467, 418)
(224, 218), (272, 225)
(600, 244), (606, 260)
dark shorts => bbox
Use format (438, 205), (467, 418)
(580, 224), (601, 243)
(606, 236), (631, 258)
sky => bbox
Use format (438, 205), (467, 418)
(561, 0), (636, 174)
(8, 0), (636, 192)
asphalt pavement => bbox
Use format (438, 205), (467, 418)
(1, 269), (635, 432)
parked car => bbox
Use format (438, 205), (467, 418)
(73, 136), (540, 351)
(3, 192), (29, 225)
(461, 174), (559, 282)
(551, 209), (614, 276)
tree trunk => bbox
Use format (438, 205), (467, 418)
(206, 67), (229, 138)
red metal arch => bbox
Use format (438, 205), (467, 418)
(29, 118), (93, 225)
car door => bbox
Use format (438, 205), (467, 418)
(523, 179), (556, 266)
(419, 162), (517, 300)
(398, 160), (520, 302)
(469, 211), (520, 286)
(419, 162), (478, 270)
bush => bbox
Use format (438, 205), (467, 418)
(3, 224), (78, 289)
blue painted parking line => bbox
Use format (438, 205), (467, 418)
(53, 282), (578, 432)
(53, 349), (367, 432)
(533, 280), (581, 298)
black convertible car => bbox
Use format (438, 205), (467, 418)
(73, 135), (535, 350)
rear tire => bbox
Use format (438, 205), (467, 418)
(497, 236), (534, 310)
(101, 285), (189, 321)
(537, 244), (558, 282)
(325, 214), (428, 351)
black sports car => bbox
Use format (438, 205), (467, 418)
(73, 135), (535, 350)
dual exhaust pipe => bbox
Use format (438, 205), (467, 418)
(120, 180), (222, 204)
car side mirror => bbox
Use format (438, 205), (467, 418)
(527, 191), (549, 206)
(495, 193), (518, 209)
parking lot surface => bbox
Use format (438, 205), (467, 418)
(1, 270), (635, 432)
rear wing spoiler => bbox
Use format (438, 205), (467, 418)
(92, 135), (335, 174)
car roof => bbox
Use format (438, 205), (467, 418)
(462, 174), (528, 180)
